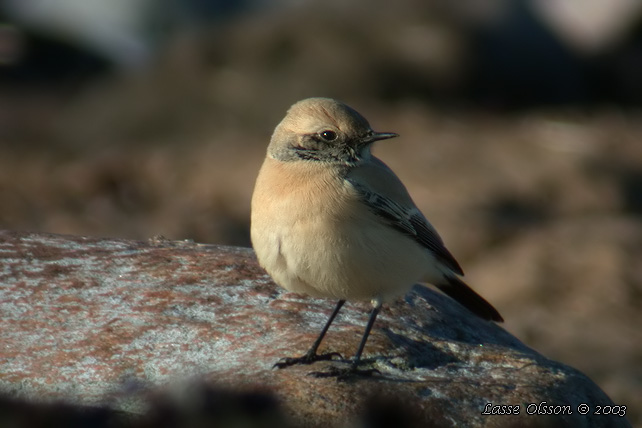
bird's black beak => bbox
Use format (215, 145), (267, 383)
(362, 132), (398, 144)
(373, 132), (398, 141)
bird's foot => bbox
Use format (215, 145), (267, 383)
(308, 364), (380, 381)
(273, 351), (344, 369)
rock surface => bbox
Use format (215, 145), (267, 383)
(0, 230), (632, 427)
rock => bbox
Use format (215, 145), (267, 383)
(0, 230), (631, 427)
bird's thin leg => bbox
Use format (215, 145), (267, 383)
(311, 299), (383, 379)
(305, 299), (346, 357)
(349, 298), (382, 369)
(274, 299), (346, 369)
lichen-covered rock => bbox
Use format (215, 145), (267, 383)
(0, 230), (631, 427)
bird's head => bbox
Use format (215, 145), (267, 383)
(268, 97), (397, 165)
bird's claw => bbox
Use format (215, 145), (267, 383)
(308, 365), (381, 381)
(273, 352), (344, 369)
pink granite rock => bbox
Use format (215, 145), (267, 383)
(0, 230), (631, 427)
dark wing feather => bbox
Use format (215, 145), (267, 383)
(438, 275), (504, 322)
(348, 179), (463, 275)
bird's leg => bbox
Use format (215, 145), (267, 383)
(349, 299), (381, 369)
(311, 299), (382, 379)
(274, 299), (346, 369)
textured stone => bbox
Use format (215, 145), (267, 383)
(0, 230), (632, 427)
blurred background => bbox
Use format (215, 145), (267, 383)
(1, 0), (641, 423)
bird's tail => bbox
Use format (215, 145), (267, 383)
(435, 276), (503, 322)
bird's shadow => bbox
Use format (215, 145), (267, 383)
(358, 285), (550, 380)
(400, 285), (532, 350)
(380, 331), (460, 371)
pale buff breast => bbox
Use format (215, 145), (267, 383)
(251, 157), (433, 301)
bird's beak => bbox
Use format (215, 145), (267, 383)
(374, 132), (399, 141)
(364, 132), (398, 144)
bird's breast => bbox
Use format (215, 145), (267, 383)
(250, 157), (429, 300)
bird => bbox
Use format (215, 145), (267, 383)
(250, 97), (503, 377)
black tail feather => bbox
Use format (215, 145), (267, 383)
(436, 276), (504, 322)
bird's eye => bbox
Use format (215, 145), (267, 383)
(319, 130), (337, 141)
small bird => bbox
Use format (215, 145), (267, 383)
(251, 98), (502, 377)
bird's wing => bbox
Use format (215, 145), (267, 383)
(346, 157), (464, 275)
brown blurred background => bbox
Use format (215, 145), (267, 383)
(1, 0), (641, 423)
